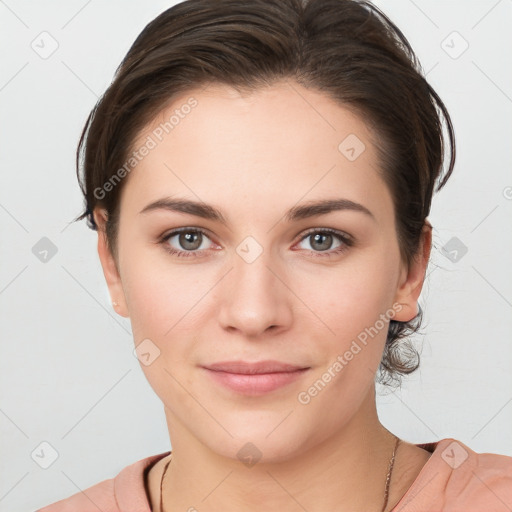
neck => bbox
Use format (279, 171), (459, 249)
(160, 389), (399, 512)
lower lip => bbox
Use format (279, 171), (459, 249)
(203, 368), (310, 395)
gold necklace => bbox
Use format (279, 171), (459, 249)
(160, 436), (400, 512)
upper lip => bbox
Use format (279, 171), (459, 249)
(202, 360), (309, 374)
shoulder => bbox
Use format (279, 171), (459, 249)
(394, 438), (512, 511)
(443, 438), (512, 506)
(36, 477), (117, 512)
(36, 452), (171, 512)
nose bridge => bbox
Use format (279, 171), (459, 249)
(234, 246), (279, 298)
(217, 237), (292, 336)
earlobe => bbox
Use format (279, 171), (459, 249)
(392, 221), (432, 323)
(93, 208), (130, 318)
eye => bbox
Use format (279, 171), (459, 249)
(295, 228), (353, 258)
(159, 227), (353, 259)
(160, 228), (216, 258)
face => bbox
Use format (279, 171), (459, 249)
(95, 81), (427, 463)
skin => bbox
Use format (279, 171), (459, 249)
(94, 81), (432, 512)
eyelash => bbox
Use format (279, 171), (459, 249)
(159, 227), (354, 259)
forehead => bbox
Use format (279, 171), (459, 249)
(120, 81), (392, 223)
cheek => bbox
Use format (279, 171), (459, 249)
(291, 252), (400, 405)
(120, 253), (205, 400)
(120, 249), (226, 404)
(290, 258), (400, 422)
(120, 238), (206, 340)
(297, 251), (400, 344)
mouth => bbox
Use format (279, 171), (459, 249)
(200, 360), (311, 395)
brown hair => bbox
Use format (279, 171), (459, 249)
(73, 0), (456, 387)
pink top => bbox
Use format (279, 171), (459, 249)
(37, 438), (512, 511)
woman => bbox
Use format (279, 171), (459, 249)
(38, 0), (512, 510)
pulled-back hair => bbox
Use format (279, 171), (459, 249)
(73, 0), (456, 387)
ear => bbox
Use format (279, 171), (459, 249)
(93, 208), (129, 318)
(392, 221), (432, 322)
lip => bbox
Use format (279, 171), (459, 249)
(201, 360), (310, 395)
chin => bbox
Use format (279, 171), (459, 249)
(198, 418), (313, 465)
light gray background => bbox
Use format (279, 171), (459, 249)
(1, 1), (511, 510)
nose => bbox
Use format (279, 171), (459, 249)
(217, 246), (293, 338)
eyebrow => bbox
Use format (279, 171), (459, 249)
(139, 197), (375, 224)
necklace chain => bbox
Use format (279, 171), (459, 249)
(160, 436), (400, 512)
(382, 435), (400, 512)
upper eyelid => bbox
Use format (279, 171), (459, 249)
(299, 227), (353, 242)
